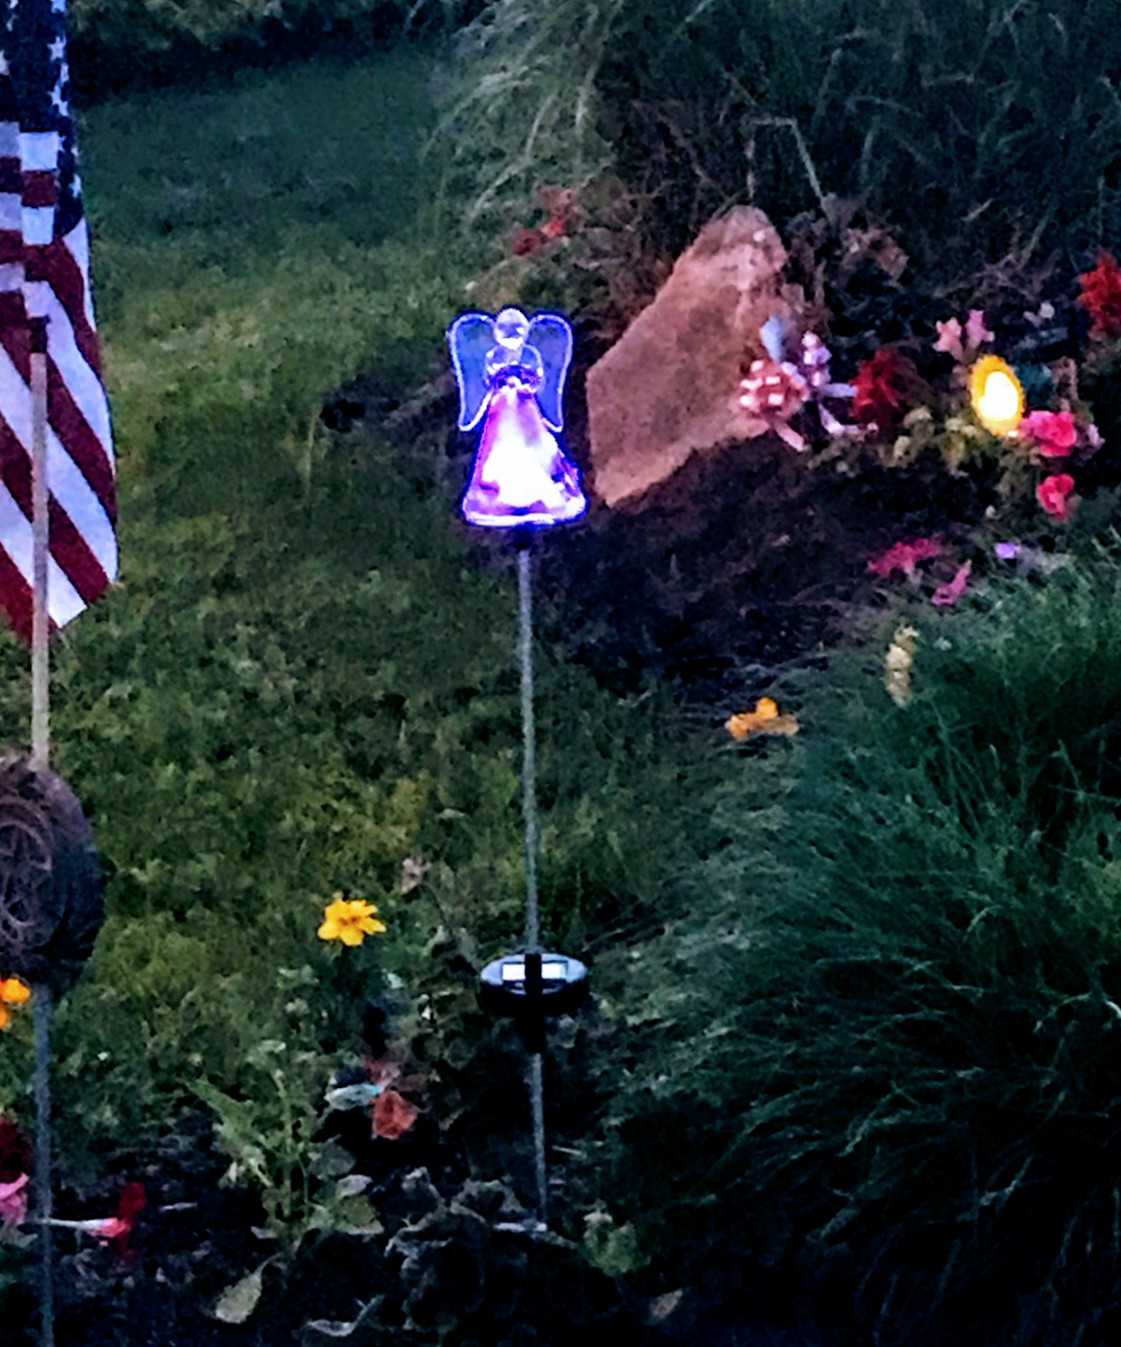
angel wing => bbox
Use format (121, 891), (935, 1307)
(447, 312), (498, 432)
(525, 312), (573, 432)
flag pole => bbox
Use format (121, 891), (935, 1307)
(30, 314), (49, 769)
(29, 312), (55, 1347)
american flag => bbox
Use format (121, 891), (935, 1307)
(0, 0), (116, 642)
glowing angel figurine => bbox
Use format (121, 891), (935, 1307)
(448, 307), (587, 529)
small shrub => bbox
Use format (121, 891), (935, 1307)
(594, 555), (1121, 1346)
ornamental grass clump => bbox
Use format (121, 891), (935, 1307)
(596, 556), (1121, 1347)
(445, 0), (1121, 290)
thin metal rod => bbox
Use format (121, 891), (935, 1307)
(517, 545), (539, 955)
(30, 324), (49, 770)
(529, 1052), (548, 1226)
(516, 542), (548, 1225)
(33, 987), (54, 1347)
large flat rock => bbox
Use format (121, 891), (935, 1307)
(585, 207), (796, 508)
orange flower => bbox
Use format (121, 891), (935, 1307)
(726, 698), (800, 741)
(0, 977), (31, 1027)
(0, 978), (31, 1006)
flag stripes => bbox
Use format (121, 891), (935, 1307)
(0, 0), (116, 641)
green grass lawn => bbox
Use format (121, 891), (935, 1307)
(0, 43), (703, 1179)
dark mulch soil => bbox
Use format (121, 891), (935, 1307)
(334, 344), (1003, 712)
(539, 435), (994, 706)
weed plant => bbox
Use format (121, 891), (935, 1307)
(594, 556), (1121, 1346)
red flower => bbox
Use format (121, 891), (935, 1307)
(1019, 409), (1078, 457)
(511, 227), (545, 257)
(90, 1182), (147, 1261)
(867, 537), (945, 579)
(372, 1088), (418, 1141)
(1037, 473), (1076, 521)
(851, 348), (925, 431)
(1079, 252), (1121, 337)
(540, 215), (568, 240)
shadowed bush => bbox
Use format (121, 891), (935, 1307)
(594, 555), (1121, 1346)
(70, 0), (480, 100)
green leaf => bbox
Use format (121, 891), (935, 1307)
(212, 1261), (269, 1324)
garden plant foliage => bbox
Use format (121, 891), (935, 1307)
(446, 0), (1121, 288)
(599, 557), (1121, 1345)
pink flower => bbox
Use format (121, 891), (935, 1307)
(932, 560), (972, 607)
(1019, 409), (1078, 457)
(934, 317), (964, 361)
(1037, 473), (1076, 521)
(867, 537), (945, 579)
(0, 1172), (28, 1229)
(964, 309), (994, 350)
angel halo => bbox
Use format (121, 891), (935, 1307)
(448, 307), (587, 529)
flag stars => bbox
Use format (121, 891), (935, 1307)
(49, 37), (64, 61)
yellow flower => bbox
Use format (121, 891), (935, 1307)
(318, 894), (386, 946)
(0, 977), (30, 1007)
(884, 624), (919, 706)
(0, 1006), (9, 1031)
(970, 355), (1023, 436)
(725, 697), (800, 741)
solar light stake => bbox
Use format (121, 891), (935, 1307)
(448, 306), (591, 1231)
(517, 543), (540, 956)
(516, 544), (549, 1223)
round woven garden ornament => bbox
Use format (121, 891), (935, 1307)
(0, 755), (103, 996)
